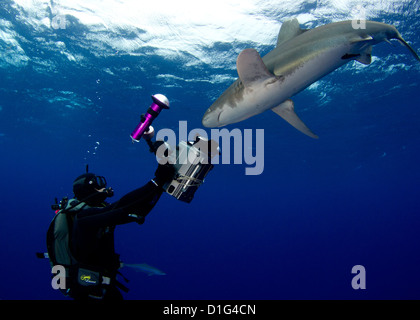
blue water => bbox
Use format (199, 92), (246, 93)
(1, 1), (419, 300)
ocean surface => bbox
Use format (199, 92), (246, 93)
(0, 0), (419, 300)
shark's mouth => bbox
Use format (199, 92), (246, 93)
(202, 109), (224, 128)
(217, 110), (224, 124)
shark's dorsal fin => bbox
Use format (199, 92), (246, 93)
(237, 48), (275, 87)
(271, 99), (319, 139)
(277, 18), (308, 47)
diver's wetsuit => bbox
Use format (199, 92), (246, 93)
(70, 181), (164, 300)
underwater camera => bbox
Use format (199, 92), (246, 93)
(161, 136), (220, 203)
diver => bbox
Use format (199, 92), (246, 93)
(53, 162), (175, 301)
(40, 94), (217, 300)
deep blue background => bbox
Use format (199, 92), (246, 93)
(0, 1), (419, 300)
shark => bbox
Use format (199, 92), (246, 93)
(202, 19), (420, 138)
(122, 263), (166, 276)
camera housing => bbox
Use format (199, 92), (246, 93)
(163, 136), (220, 203)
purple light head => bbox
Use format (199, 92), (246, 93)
(130, 94), (170, 142)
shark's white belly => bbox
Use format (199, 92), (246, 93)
(219, 45), (349, 125)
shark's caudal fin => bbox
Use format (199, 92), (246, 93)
(271, 100), (319, 139)
(123, 263), (166, 276)
(396, 37), (420, 62)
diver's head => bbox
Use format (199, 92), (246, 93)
(73, 173), (114, 205)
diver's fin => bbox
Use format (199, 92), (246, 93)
(276, 18), (308, 47)
(271, 99), (319, 139)
(236, 49), (276, 87)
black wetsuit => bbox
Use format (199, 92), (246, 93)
(70, 181), (164, 300)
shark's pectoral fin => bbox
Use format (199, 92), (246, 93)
(237, 49), (275, 87)
(271, 100), (319, 139)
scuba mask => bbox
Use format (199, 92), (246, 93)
(73, 173), (114, 203)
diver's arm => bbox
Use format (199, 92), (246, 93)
(75, 164), (175, 227)
(76, 181), (164, 228)
(112, 163), (175, 217)
(111, 181), (164, 217)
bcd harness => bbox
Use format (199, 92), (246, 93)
(37, 198), (128, 298)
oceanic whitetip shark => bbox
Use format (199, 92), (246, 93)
(202, 19), (420, 138)
(122, 263), (166, 276)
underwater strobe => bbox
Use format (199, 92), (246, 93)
(130, 94), (170, 142)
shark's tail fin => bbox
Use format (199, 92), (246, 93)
(395, 36), (420, 62)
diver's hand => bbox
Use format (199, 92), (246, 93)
(128, 213), (145, 225)
(152, 140), (171, 157)
(153, 163), (176, 188)
(105, 187), (114, 197)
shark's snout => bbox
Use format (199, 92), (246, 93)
(202, 108), (223, 128)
